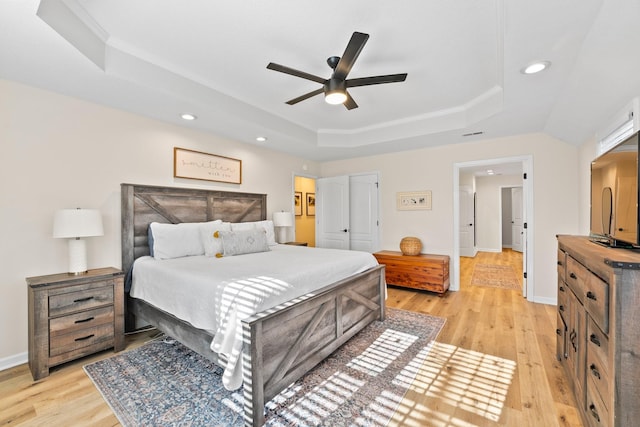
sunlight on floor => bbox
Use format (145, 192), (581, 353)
(265, 327), (428, 426)
(392, 342), (517, 427)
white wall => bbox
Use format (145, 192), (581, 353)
(320, 133), (581, 304)
(0, 80), (320, 364)
(475, 174), (522, 251)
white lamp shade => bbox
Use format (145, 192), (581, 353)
(53, 209), (104, 238)
(273, 211), (294, 227)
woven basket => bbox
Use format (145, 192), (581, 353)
(400, 236), (422, 256)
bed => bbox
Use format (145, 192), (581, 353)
(121, 183), (386, 427)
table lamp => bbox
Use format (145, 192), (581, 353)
(272, 211), (294, 244)
(53, 208), (104, 274)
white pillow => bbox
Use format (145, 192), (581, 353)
(214, 228), (270, 257)
(149, 220), (222, 260)
(231, 220), (277, 246)
(201, 221), (232, 256)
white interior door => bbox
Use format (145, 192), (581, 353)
(316, 176), (350, 249)
(511, 186), (523, 252)
(459, 185), (475, 257)
(348, 174), (379, 252)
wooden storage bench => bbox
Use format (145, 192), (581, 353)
(373, 250), (450, 294)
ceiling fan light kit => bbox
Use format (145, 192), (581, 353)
(267, 31), (407, 110)
(324, 79), (347, 104)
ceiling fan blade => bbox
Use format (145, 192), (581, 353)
(285, 87), (324, 105)
(333, 32), (369, 81)
(346, 73), (408, 88)
(343, 91), (358, 110)
(267, 63), (326, 84)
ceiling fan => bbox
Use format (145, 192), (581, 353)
(267, 32), (407, 110)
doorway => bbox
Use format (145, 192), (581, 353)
(294, 175), (316, 246)
(453, 155), (533, 300)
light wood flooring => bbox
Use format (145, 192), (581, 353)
(0, 249), (580, 427)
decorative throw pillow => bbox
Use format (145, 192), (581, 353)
(214, 228), (270, 257)
(149, 220), (222, 260)
(201, 221), (232, 256)
(231, 220), (278, 246)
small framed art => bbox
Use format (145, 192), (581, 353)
(306, 193), (316, 216)
(294, 192), (302, 216)
(397, 191), (432, 210)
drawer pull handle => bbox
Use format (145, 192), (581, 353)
(73, 296), (94, 303)
(556, 328), (561, 336)
(569, 272), (577, 279)
(586, 291), (597, 301)
(590, 334), (601, 347)
(557, 260), (563, 266)
(559, 305), (565, 312)
(74, 334), (95, 342)
(74, 317), (95, 324)
(590, 364), (601, 380)
(559, 285), (565, 292)
(589, 404), (600, 423)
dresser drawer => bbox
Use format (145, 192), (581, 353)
(566, 256), (588, 304)
(49, 323), (114, 357)
(586, 375), (610, 427)
(584, 275), (609, 334)
(49, 306), (114, 337)
(557, 278), (570, 323)
(49, 282), (114, 317)
(557, 249), (567, 282)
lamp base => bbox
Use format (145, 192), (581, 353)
(276, 227), (288, 244)
(68, 238), (88, 274)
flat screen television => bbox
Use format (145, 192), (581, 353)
(590, 131), (639, 248)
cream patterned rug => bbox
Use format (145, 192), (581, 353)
(84, 308), (445, 427)
(471, 264), (521, 290)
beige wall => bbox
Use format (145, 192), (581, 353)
(0, 80), (320, 363)
(320, 133), (581, 304)
(294, 176), (316, 246)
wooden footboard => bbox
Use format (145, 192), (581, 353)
(242, 264), (385, 426)
(129, 264), (385, 427)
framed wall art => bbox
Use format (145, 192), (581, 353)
(174, 147), (242, 184)
(397, 191), (432, 210)
(306, 192), (316, 216)
(294, 191), (302, 216)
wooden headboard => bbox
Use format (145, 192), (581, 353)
(121, 183), (267, 275)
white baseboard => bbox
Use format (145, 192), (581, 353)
(475, 247), (502, 253)
(532, 296), (556, 306)
(0, 351), (28, 372)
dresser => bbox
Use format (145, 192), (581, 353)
(27, 267), (125, 380)
(556, 235), (640, 427)
(373, 250), (449, 294)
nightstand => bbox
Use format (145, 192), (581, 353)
(26, 267), (124, 380)
(284, 241), (308, 246)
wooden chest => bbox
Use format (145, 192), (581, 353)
(373, 250), (450, 294)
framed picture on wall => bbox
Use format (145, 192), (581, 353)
(306, 193), (316, 216)
(294, 192), (302, 216)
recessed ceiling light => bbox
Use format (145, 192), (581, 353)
(256, 136), (267, 142)
(522, 61), (551, 74)
(487, 169), (495, 175)
(181, 113), (197, 121)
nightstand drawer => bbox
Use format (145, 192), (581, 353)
(50, 306), (114, 337)
(49, 323), (114, 357)
(49, 282), (114, 317)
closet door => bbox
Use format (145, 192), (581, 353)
(316, 175), (350, 249)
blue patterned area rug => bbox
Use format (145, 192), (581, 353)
(84, 308), (445, 427)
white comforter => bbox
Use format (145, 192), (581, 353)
(130, 244), (379, 390)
